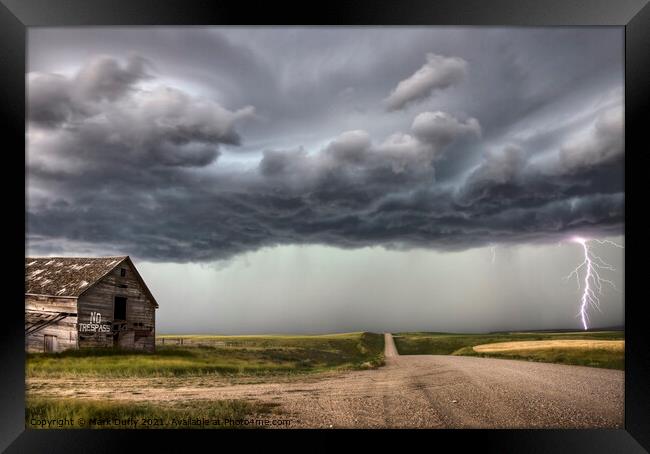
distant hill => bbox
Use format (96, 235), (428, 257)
(489, 326), (624, 334)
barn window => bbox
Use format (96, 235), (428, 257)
(114, 296), (127, 321)
(120, 268), (127, 277)
(44, 335), (57, 353)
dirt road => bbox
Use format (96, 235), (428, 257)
(383, 332), (399, 358)
(27, 333), (624, 428)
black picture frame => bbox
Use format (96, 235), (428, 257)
(1, 0), (648, 451)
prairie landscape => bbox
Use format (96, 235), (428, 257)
(26, 332), (385, 428)
(393, 331), (624, 369)
(27, 332), (385, 378)
(26, 330), (624, 429)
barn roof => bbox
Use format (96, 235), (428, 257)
(25, 256), (158, 307)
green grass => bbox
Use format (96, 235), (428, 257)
(26, 398), (271, 429)
(453, 345), (624, 369)
(393, 331), (624, 370)
(27, 332), (385, 378)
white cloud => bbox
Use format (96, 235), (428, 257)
(260, 111), (480, 182)
(384, 53), (467, 111)
(411, 111), (481, 150)
(559, 105), (623, 172)
(528, 104), (624, 176)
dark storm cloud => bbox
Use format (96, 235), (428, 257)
(28, 55), (255, 169)
(26, 28), (624, 262)
(29, 55), (151, 127)
(27, 28), (623, 158)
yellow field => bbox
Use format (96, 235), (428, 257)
(473, 339), (624, 353)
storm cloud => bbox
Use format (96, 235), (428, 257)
(28, 55), (255, 170)
(27, 28), (624, 264)
(384, 53), (467, 111)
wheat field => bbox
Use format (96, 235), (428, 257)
(473, 339), (624, 353)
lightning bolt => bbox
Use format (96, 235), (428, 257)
(490, 245), (496, 264)
(566, 237), (623, 330)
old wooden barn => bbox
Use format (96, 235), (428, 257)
(25, 256), (158, 353)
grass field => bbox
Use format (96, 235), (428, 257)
(26, 398), (275, 429)
(472, 339), (624, 352)
(27, 332), (385, 378)
(393, 331), (624, 369)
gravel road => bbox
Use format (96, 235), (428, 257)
(27, 333), (624, 428)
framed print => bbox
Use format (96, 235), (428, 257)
(1, 0), (649, 452)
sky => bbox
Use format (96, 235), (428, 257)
(26, 27), (625, 333)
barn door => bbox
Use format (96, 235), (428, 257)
(44, 335), (57, 353)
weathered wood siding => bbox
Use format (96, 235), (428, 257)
(77, 260), (156, 352)
(25, 295), (78, 353)
(26, 295), (77, 314)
